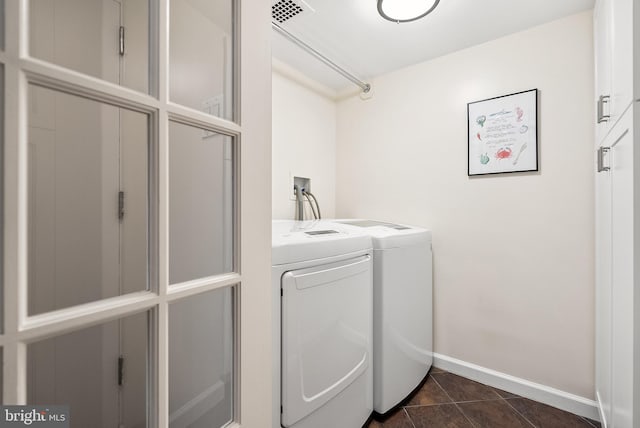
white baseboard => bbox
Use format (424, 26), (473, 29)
(433, 353), (600, 422)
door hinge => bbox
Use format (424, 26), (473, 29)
(118, 191), (125, 220)
(597, 95), (610, 124)
(597, 146), (611, 172)
(118, 355), (124, 386)
(119, 26), (125, 56)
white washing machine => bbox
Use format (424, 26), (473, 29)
(272, 220), (373, 428)
(336, 220), (433, 415)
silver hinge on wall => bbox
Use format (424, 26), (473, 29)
(118, 191), (125, 220)
(597, 146), (611, 172)
(597, 95), (610, 123)
(118, 355), (125, 386)
(119, 26), (125, 56)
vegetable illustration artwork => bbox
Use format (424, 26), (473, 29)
(516, 106), (524, 122)
(468, 89), (537, 175)
(512, 143), (527, 165)
(495, 147), (512, 159)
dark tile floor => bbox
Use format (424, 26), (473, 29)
(366, 367), (601, 428)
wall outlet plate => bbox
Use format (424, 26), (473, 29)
(290, 176), (310, 201)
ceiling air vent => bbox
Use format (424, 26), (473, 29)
(272, 0), (304, 23)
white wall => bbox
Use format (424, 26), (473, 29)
(272, 71), (337, 220)
(336, 11), (595, 398)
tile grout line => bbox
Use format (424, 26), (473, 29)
(427, 373), (456, 404)
(402, 370), (597, 428)
(403, 397), (507, 408)
(429, 373), (479, 428)
(432, 372), (539, 428)
(402, 373), (450, 428)
(430, 371), (506, 404)
(501, 397), (538, 428)
(453, 402), (482, 428)
(401, 407), (417, 428)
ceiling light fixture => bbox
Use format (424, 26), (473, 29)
(377, 0), (440, 23)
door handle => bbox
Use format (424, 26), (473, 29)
(597, 146), (610, 172)
(597, 95), (610, 123)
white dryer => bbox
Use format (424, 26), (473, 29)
(272, 220), (373, 428)
(336, 220), (433, 415)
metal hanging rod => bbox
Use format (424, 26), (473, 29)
(271, 22), (371, 94)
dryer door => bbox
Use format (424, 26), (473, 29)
(281, 255), (372, 427)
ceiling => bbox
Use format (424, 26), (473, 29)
(271, 0), (595, 93)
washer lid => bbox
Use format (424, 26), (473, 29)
(272, 220), (372, 265)
(338, 220), (411, 229)
(335, 219), (432, 249)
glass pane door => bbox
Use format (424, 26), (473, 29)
(168, 121), (234, 285)
(2, 0), (273, 425)
(169, 0), (234, 120)
(27, 312), (150, 427)
(29, 0), (149, 94)
(27, 85), (149, 315)
(168, 288), (234, 427)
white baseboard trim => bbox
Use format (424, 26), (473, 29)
(433, 353), (600, 422)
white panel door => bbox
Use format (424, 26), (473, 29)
(609, 0), (634, 124)
(594, 0), (635, 140)
(610, 106), (635, 428)
(595, 138), (612, 428)
(594, 0), (612, 145)
(597, 104), (638, 428)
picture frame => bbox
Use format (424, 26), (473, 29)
(467, 89), (538, 176)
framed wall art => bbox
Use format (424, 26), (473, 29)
(467, 89), (538, 176)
